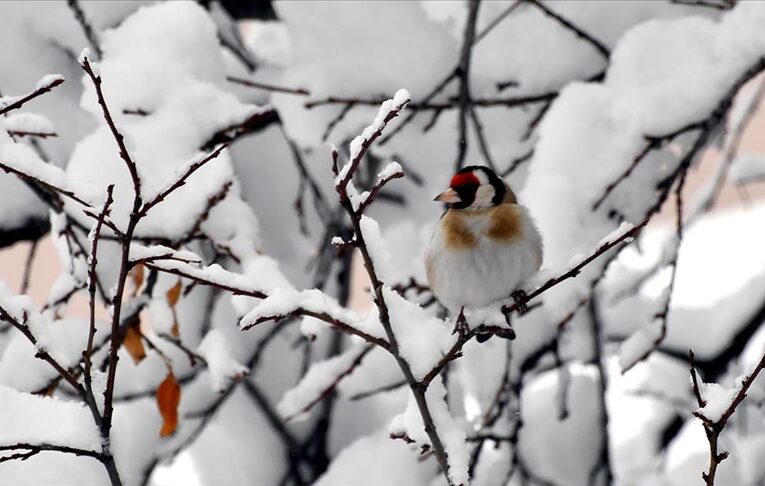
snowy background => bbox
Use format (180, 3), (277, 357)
(0, 1), (764, 485)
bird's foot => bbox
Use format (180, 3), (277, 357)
(512, 290), (529, 314)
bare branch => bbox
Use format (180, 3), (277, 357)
(453, 0), (481, 171)
(0, 443), (102, 463)
(6, 130), (57, 139)
(80, 54), (142, 210)
(528, 0), (610, 59)
(138, 143), (229, 219)
(226, 76), (309, 96)
(19, 239), (38, 295)
(502, 217), (651, 316)
(83, 185), (114, 421)
(66, 0), (102, 59)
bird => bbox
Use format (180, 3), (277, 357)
(424, 165), (543, 338)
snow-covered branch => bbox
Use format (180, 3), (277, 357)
(0, 75), (64, 117)
(690, 349), (765, 485)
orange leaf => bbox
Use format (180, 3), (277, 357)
(123, 320), (146, 364)
(130, 264), (145, 296)
(166, 281), (182, 307)
(156, 371), (181, 437)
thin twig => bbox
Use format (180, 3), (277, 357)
(19, 239), (38, 295)
(527, 0), (610, 59)
(226, 76), (309, 96)
(0, 443), (103, 464)
(138, 144), (229, 219)
(690, 348), (765, 485)
(0, 77), (65, 117)
(66, 0), (102, 58)
(453, 0), (481, 171)
(80, 55), (142, 209)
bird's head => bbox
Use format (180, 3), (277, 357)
(434, 165), (514, 210)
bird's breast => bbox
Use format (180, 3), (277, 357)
(441, 204), (523, 249)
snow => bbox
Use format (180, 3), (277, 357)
(605, 203), (765, 360)
(0, 1), (763, 484)
(239, 287), (359, 329)
(196, 330), (248, 393)
(315, 430), (435, 486)
(242, 20), (290, 67)
(145, 258), (274, 299)
(352, 162), (405, 212)
(383, 287), (455, 381)
(68, 1), (268, 244)
(0, 385), (101, 451)
(337, 346), (402, 400)
(277, 344), (370, 420)
(618, 319), (663, 372)
(4, 112), (55, 135)
(0, 318), (91, 392)
(299, 315), (329, 340)
(0, 142), (100, 205)
(358, 216), (396, 283)
(734, 435), (765, 484)
(696, 382), (738, 423)
(77, 48), (91, 66)
(389, 376), (468, 486)
(129, 244), (201, 265)
(519, 364), (603, 486)
(377, 161), (403, 181)
(335, 88), (411, 184)
(522, 1), (765, 316)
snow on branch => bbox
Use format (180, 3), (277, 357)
(128, 244), (201, 267)
(689, 349), (765, 485)
(0, 283), (87, 398)
(239, 288), (387, 347)
(501, 218), (650, 316)
(278, 344), (373, 421)
(4, 112), (57, 139)
(354, 162), (405, 214)
(0, 384), (101, 454)
(620, 174), (686, 373)
(79, 50), (143, 205)
(334, 89), (410, 198)
(142, 258), (267, 299)
(0, 143), (100, 207)
(137, 143), (230, 219)
(196, 330), (248, 393)
(0, 74), (64, 117)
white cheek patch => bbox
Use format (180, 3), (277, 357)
(473, 170), (490, 185)
(474, 184), (495, 208)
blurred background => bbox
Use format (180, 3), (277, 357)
(0, 1), (764, 485)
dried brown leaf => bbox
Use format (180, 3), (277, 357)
(156, 370), (181, 437)
(166, 281), (182, 307)
(123, 320), (146, 364)
(130, 264), (145, 296)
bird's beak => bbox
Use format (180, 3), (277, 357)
(434, 188), (461, 204)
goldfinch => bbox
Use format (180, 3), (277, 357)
(425, 166), (543, 317)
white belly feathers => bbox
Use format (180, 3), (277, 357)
(425, 204), (542, 312)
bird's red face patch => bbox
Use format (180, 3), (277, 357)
(450, 172), (480, 189)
